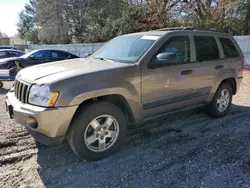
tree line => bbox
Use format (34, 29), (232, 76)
(17, 0), (250, 44)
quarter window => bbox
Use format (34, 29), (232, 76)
(219, 38), (239, 58)
(194, 36), (219, 62)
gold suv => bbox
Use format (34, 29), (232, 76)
(5, 27), (244, 161)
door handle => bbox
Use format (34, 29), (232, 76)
(215, 65), (224, 69)
(181, 70), (193, 75)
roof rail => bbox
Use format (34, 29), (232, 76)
(154, 27), (194, 31)
(154, 27), (225, 33)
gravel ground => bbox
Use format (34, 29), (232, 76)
(1, 71), (250, 188)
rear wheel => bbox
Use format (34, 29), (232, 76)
(67, 101), (127, 161)
(206, 83), (233, 117)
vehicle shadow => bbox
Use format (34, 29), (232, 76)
(36, 103), (250, 188)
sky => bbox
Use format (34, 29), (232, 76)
(0, 0), (29, 37)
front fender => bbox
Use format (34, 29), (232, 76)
(52, 74), (141, 122)
(69, 86), (141, 122)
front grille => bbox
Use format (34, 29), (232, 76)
(14, 79), (30, 103)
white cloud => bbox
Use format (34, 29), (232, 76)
(0, 1), (28, 37)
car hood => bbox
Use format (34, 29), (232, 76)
(0, 57), (21, 64)
(17, 58), (133, 83)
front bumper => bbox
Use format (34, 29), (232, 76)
(5, 91), (78, 145)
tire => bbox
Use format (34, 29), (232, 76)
(0, 81), (3, 88)
(67, 101), (127, 161)
(206, 83), (233, 118)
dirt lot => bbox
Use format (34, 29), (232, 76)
(0, 71), (250, 188)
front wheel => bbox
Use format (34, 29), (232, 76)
(206, 83), (233, 118)
(67, 101), (127, 161)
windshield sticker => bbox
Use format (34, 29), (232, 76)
(141, 36), (160, 40)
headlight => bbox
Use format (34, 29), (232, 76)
(28, 85), (59, 107)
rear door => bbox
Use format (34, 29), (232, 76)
(190, 35), (223, 105)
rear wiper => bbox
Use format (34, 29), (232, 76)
(95, 57), (114, 62)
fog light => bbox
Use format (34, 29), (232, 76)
(27, 117), (38, 129)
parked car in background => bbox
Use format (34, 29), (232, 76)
(5, 27), (244, 161)
(0, 49), (25, 59)
(0, 49), (79, 70)
(0, 45), (18, 50)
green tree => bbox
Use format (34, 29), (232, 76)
(84, 0), (143, 42)
(36, 0), (71, 44)
(17, 0), (39, 43)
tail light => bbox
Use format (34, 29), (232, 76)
(241, 56), (245, 70)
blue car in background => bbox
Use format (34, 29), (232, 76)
(0, 49), (79, 70)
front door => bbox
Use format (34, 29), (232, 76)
(141, 35), (202, 119)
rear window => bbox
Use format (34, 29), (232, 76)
(219, 38), (239, 58)
(194, 36), (219, 62)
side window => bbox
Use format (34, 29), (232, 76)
(0, 51), (6, 58)
(219, 38), (239, 58)
(52, 51), (69, 58)
(7, 51), (18, 57)
(194, 36), (219, 62)
(43, 50), (51, 58)
(31, 51), (45, 58)
(153, 36), (190, 64)
(52, 51), (59, 58)
(58, 51), (70, 58)
(31, 51), (50, 58)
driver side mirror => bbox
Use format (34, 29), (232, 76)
(149, 52), (177, 68)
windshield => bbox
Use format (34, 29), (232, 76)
(91, 35), (160, 63)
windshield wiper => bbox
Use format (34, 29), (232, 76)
(95, 57), (114, 62)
